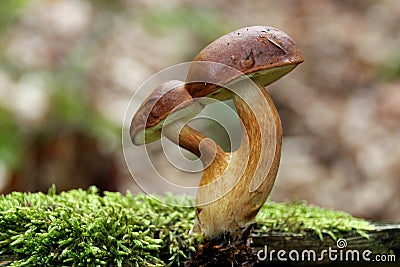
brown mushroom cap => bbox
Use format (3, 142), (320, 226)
(131, 26), (303, 145)
(130, 80), (203, 145)
(185, 26), (304, 99)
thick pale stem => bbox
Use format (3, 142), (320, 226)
(194, 78), (282, 240)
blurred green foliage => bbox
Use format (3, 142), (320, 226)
(0, 0), (119, 172)
(0, 0), (28, 35)
(139, 7), (232, 58)
(49, 88), (119, 145)
(0, 107), (23, 168)
(379, 54), (400, 81)
(0, 2), (229, 172)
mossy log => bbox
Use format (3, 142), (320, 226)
(0, 187), (398, 266)
(1, 224), (398, 266)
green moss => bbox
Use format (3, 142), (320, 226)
(0, 187), (197, 266)
(255, 200), (375, 240)
(0, 187), (375, 266)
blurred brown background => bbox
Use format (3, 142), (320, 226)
(0, 0), (399, 221)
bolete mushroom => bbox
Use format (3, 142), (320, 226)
(130, 26), (303, 242)
(184, 26), (304, 240)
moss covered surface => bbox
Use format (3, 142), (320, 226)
(0, 187), (374, 266)
(255, 200), (375, 240)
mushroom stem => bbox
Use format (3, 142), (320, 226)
(159, 78), (282, 241)
(163, 119), (229, 172)
(194, 78), (282, 240)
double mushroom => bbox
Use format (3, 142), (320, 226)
(130, 26), (304, 240)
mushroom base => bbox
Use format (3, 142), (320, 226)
(185, 232), (258, 267)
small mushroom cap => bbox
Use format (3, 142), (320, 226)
(130, 80), (203, 145)
(186, 26), (304, 99)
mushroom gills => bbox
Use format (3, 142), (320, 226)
(203, 64), (299, 101)
(247, 64), (298, 87)
(134, 101), (204, 145)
